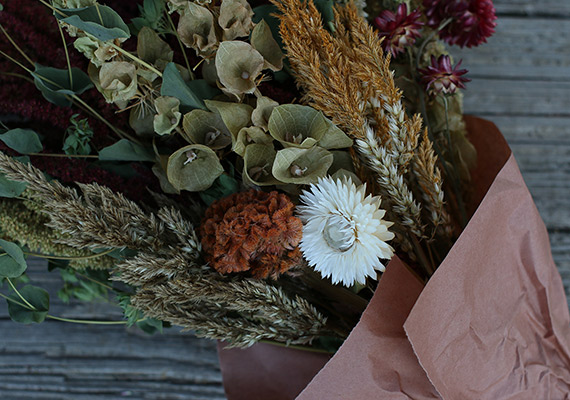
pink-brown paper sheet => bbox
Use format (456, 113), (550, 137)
(218, 117), (570, 399)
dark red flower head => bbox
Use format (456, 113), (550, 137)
(423, 0), (497, 48)
(419, 54), (470, 95)
(374, 4), (424, 56)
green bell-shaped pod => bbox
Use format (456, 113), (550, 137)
(181, 110), (232, 150)
(153, 96), (181, 136)
(215, 41), (264, 97)
(251, 95), (278, 130)
(251, 19), (284, 71)
(272, 146), (333, 184)
(233, 126), (273, 157)
(166, 144), (224, 192)
(268, 104), (351, 149)
(242, 143), (279, 186)
(204, 100), (253, 140)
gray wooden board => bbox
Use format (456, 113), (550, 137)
(2, 1), (570, 398)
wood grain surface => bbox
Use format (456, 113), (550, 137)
(1, 1), (569, 399)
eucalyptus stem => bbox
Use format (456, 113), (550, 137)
(166, 12), (194, 80)
(415, 18), (453, 71)
(108, 43), (163, 77)
(94, 3), (104, 25)
(0, 50), (33, 75)
(0, 24), (34, 66)
(6, 278), (37, 310)
(442, 95), (467, 227)
(74, 271), (114, 291)
(46, 315), (128, 325)
(0, 291), (29, 309)
(56, 20), (73, 89)
(37, 0), (68, 17)
(19, 247), (116, 261)
(28, 152), (99, 159)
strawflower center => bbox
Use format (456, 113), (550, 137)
(323, 214), (355, 252)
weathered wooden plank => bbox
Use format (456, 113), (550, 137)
(493, 0), (570, 17)
(458, 78), (570, 116)
(450, 18), (570, 80)
(0, 259), (226, 400)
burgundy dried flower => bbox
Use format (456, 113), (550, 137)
(374, 4), (423, 57)
(423, 0), (497, 48)
(419, 54), (470, 95)
(200, 189), (303, 279)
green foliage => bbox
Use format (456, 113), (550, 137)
(117, 293), (165, 334)
(161, 63), (219, 112)
(117, 293), (143, 326)
(167, 144), (224, 192)
(7, 285), (49, 324)
(63, 114), (94, 155)
(313, 0), (335, 32)
(0, 129), (42, 154)
(0, 239), (27, 278)
(199, 173), (239, 206)
(0, 156), (30, 198)
(252, 5), (283, 48)
(131, 0), (167, 34)
(98, 139), (155, 162)
(55, 5), (130, 41)
(32, 64), (93, 107)
(0, 174), (27, 198)
(136, 318), (164, 335)
(57, 268), (110, 303)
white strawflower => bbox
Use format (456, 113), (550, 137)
(298, 176), (395, 287)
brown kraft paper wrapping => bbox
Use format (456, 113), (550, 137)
(218, 117), (570, 399)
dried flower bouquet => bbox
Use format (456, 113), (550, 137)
(0, 0), (501, 353)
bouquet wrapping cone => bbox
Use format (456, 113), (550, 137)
(218, 117), (570, 399)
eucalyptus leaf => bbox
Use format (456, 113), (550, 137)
(152, 157), (180, 194)
(153, 96), (181, 136)
(137, 317), (164, 334)
(0, 239), (27, 278)
(272, 146), (333, 184)
(137, 26), (173, 71)
(251, 19), (284, 71)
(55, 5), (130, 41)
(7, 285), (49, 324)
(99, 61), (137, 104)
(268, 104), (327, 148)
(251, 95), (278, 130)
(317, 119), (353, 149)
(32, 64), (93, 107)
(0, 175), (27, 198)
(204, 100), (253, 138)
(177, 2), (217, 56)
(218, 0), (254, 41)
(181, 110), (232, 149)
(233, 126), (273, 157)
(215, 41), (264, 97)
(252, 5), (283, 49)
(166, 144), (223, 192)
(161, 63), (209, 111)
(243, 143), (278, 186)
(129, 104), (156, 136)
(99, 139), (155, 162)
(0, 129), (42, 154)
(0, 156), (29, 198)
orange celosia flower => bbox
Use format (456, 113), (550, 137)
(200, 189), (303, 279)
